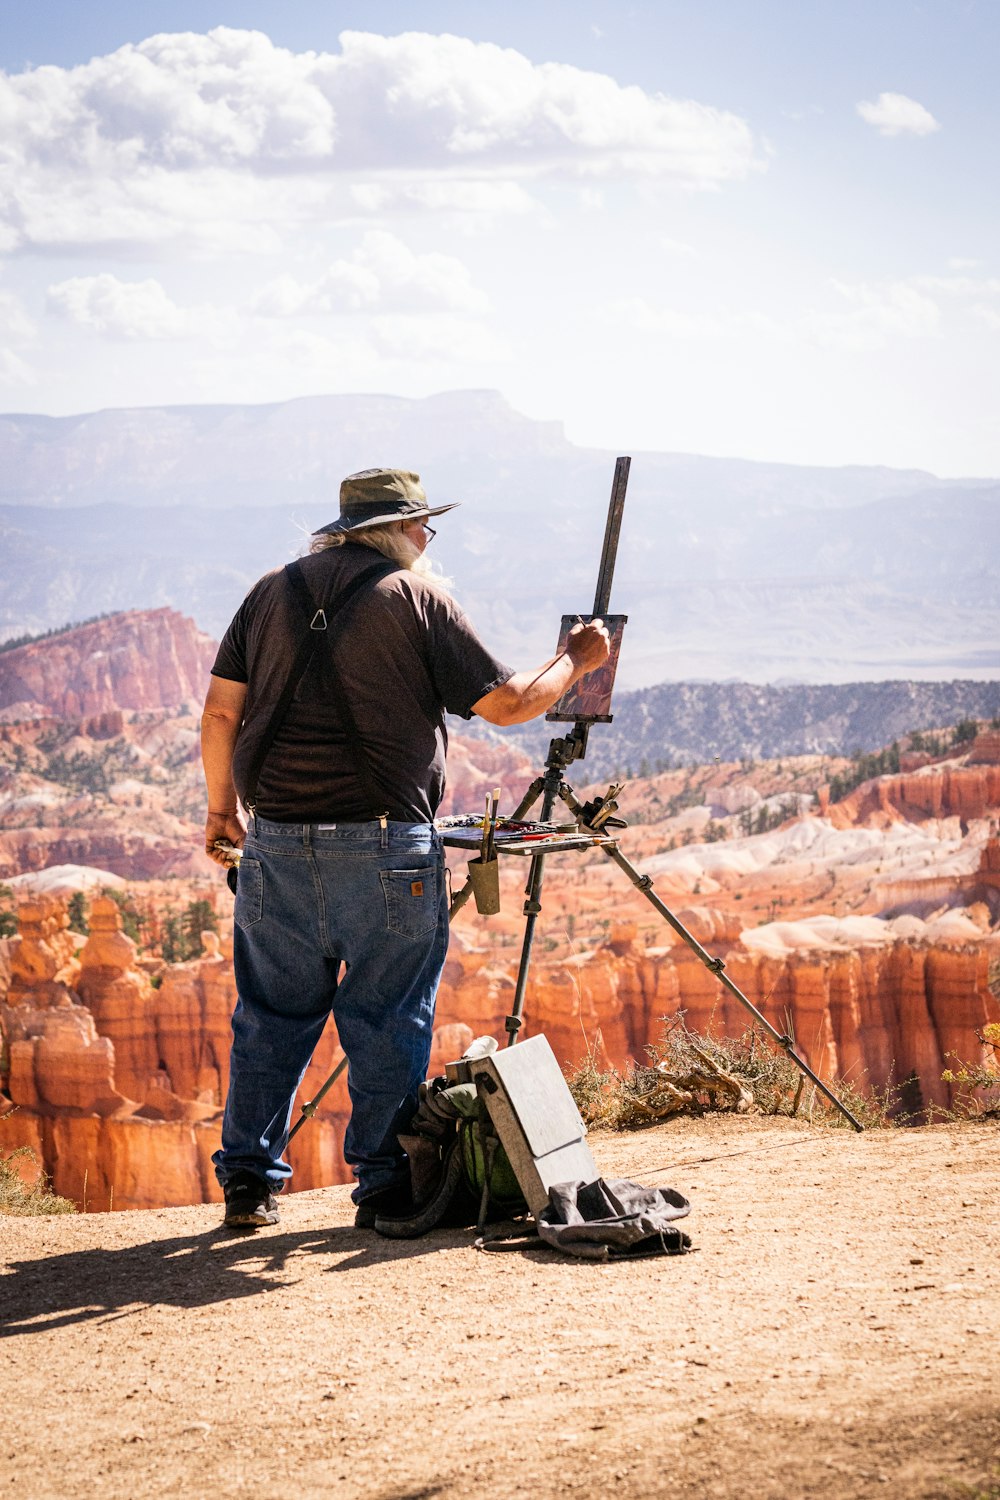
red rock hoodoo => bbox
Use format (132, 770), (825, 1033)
(3, 888), (998, 1211)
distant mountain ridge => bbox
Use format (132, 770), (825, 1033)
(4, 389), (990, 511)
(458, 678), (1000, 776)
(1, 390), (998, 685)
(1, 607), (996, 773)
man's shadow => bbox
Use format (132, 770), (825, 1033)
(1, 1220), (509, 1339)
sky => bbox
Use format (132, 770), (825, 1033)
(1, 0), (998, 475)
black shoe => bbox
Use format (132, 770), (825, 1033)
(223, 1171), (281, 1228)
(354, 1182), (413, 1229)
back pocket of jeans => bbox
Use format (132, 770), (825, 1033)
(234, 858), (263, 930)
(380, 865), (438, 939)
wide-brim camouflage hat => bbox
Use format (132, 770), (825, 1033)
(313, 468), (460, 535)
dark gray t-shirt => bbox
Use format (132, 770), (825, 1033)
(211, 544), (513, 823)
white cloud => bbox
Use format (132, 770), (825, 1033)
(185, 305), (511, 402)
(659, 235), (697, 257)
(972, 305), (1000, 332)
(606, 275), (953, 359)
(603, 296), (778, 342)
(8, 167), (298, 258)
(801, 279), (941, 351)
(606, 297), (730, 340)
(0, 290), (36, 343)
(369, 312), (509, 363)
(329, 31), (758, 181)
(0, 27), (761, 252)
(348, 179), (537, 221)
(912, 273), (1000, 299)
(0, 288), (37, 385)
(246, 230), (505, 370)
(856, 92), (940, 137)
(46, 274), (191, 338)
(251, 231), (489, 316)
(0, 348), (36, 386)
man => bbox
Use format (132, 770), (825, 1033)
(201, 468), (609, 1229)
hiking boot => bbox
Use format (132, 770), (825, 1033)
(223, 1171), (281, 1228)
(354, 1182), (413, 1229)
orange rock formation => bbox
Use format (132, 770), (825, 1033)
(0, 894), (352, 1210)
(2, 878), (998, 1211)
(823, 764), (1000, 825)
(0, 609), (218, 719)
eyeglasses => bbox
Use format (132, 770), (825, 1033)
(421, 524), (436, 541)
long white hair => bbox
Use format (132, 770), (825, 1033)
(309, 522), (452, 591)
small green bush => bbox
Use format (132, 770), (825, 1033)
(0, 882), (16, 939)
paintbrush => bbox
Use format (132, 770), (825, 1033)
(485, 785), (500, 862)
(479, 792), (491, 863)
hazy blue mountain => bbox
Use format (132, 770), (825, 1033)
(456, 679), (1000, 777)
(1, 390), (998, 685)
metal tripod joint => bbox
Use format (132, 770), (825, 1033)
(558, 779), (627, 835)
(706, 956), (726, 975)
(587, 782), (624, 831)
(504, 1014), (523, 1037)
(556, 780), (582, 815)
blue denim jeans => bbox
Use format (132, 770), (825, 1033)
(213, 815), (448, 1203)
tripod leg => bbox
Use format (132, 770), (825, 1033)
(600, 842), (865, 1132)
(505, 849), (547, 1045)
(448, 876), (476, 920)
(267, 1053), (350, 1150)
(509, 776), (546, 822)
(503, 749), (584, 1046)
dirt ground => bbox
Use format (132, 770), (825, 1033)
(2, 1115), (998, 1500)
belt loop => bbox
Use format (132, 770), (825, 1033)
(379, 813), (388, 850)
(303, 822), (312, 848)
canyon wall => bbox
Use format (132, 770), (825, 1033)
(0, 609), (218, 719)
(0, 895), (354, 1210)
(2, 893), (997, 1212)
(444, 913), (999, 1117)
(822, 751), (1000, 828)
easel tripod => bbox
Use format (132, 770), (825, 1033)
(476, 456), (865, 1131)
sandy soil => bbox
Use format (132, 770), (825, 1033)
(2, 1115), (998, 1500)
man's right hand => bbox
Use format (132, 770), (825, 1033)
(472, 616), (612, 727)
(566, 617), (611, 673)
(205, 811), (246, 868)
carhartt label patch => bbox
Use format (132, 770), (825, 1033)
(410, 880), (424, 897)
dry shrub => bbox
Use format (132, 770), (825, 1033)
(0, 1147), (77, 1216)
(567, 1014), (900, 1130)
(939, 1022), (1000, 1120)
(817, 1076), (906, 1130)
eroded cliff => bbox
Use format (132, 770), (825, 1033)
(2, 883), (997, 1212)
(0, 610), (219, 720)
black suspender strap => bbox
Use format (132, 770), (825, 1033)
(241, 557), (396, 816)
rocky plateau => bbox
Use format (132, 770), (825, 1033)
(1, 609), (998, 1213)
